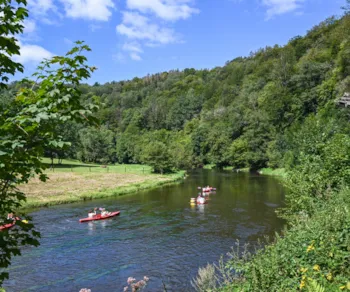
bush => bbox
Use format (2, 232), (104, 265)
(140, 141), (175, 174)
(281, 109), (350, 217)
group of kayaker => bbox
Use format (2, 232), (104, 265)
(88, 207), (111, 218)
(191, 186), (216, 205)
(80, 208), (120, 223)
(3, 185), (216, 229)
(0, 213), (29, 231)
(2, 208), (118, 231)
(7, 213), (28, 223)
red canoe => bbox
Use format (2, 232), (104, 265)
(79, 211), (120, 223)
(0, 222), (15, 231)
(203, 187), (215, 193)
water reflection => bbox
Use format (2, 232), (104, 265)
(100, 220), (107, 228)
(87, 222), (94, 233)
(197, 204), (205, 214)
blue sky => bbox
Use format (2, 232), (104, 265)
(17, 0), (344, 84)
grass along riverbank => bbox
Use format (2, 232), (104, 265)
(19, 159), (185, 209)
(258, 168), (287, 178)
(204, 164), (286, 177)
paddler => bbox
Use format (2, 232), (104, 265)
(88, 209), (96, 218)
(197, 193), (206, 204)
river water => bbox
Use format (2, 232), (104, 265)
(4, 170), (285, 292)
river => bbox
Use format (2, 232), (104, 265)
(4, 169), (285, 292)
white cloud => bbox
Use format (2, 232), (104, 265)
(130, 52), (142, 60)
(123, 42), (143, 53)
(262, 0), (304, 19)
(126, 0), (199, 21)
(112, 52), (126, 63)
(23, 19), (37, 34)
(116, 0), (198, 61)
(27, 0), (56, 16)
(123, 42), (143, 60)
(14, 43), (54, 64)
(89, 24), (102, 32)
(60, 0), (115, 21)
(116, 11), (178, 45)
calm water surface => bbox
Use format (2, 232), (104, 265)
(4, 170), (285, 292)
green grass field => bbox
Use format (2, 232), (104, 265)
(41, 158), (153, 175)
(19, 158), (185, 209)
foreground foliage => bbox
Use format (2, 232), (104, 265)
(0, 1), (97, 284)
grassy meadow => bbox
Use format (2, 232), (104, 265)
(20, 158), (185, 208)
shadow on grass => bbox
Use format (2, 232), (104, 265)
(43, 163), (100, 169)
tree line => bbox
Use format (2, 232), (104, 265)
(5, 13), (348, 174)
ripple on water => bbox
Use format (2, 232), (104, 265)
(4, 170), (285, 291)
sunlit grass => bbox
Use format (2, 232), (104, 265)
(19, 158), (185, 209)
(259, 168), (287, 178)
(41, 158), (153, 175)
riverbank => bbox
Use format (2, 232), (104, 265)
(193, 186), (350, 291)
(258, 168), (287, 178)
(203, 165), (287, 178)
(215, 188), (350, 292)
(20, 159), (185, 209)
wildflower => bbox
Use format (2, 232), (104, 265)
(339, 282), (350, 290)
(300, 267), (308, 273)
(124, 287), (128, 292)
(326, 272), (332, 281)
(143, 276), (149, 282)
(127, 277), (136, 285)
(300, 280), (306, 290)
(79, 289), (91, 292)
(306, 245), (315, 252)
(313, 265), (320, 271)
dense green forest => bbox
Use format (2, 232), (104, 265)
(4, 12), (349, 175)
(1, 1), (349, 290)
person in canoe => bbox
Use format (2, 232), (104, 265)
(101, 209), (111, 216)
(6, 213), (28, 224)
(98, 207), (108, 216)
(197, 193), (206, 204)
(88, 208), (97, 218)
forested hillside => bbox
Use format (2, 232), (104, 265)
(4, 14), (349, 174)
(28, 13), (348, 174)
